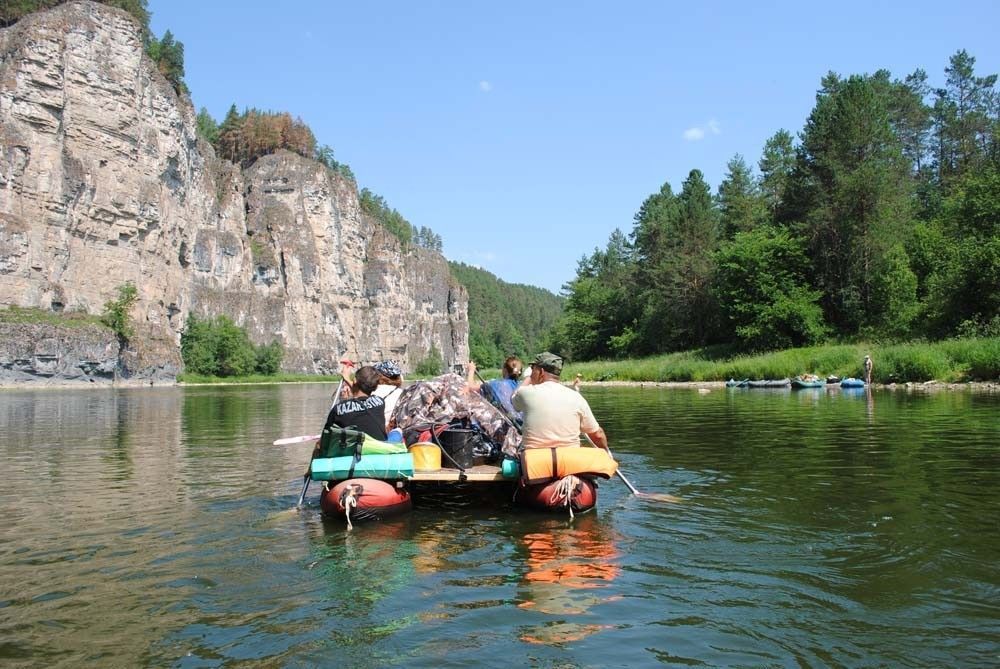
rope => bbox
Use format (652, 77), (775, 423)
(550, 475), (580, 520)
(340, 484), (361, 531)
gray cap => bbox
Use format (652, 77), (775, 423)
(530, 352), (563, 375)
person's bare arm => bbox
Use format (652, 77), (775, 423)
(585, 426), (609, 451)
(465, 361), (481, 390)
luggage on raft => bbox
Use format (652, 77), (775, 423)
(518, 446), (618, 485)
(434, 425), (494, 469)
(318, 425), (408, 458)
(321, 478), (412, 524)
(310, 453), (414, 481)
(514, 476), (598, 514)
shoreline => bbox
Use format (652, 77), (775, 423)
(1, 378), (997, 392)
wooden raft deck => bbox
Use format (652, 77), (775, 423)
(407, 464), (510, 482)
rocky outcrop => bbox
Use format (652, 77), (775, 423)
(0, 321), (118, 384)
(0, 2), (468, 381)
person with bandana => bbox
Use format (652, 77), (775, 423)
(373, 360), (405, 429)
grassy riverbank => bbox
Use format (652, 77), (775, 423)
(562, 338), (1000, 384)
(175, 338), (999, 386)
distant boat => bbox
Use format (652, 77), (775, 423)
(747, 378), (791, 388)
(791, 377), (825, 389)
(726, 378), (749, 388)
(840, 378), (865, 388)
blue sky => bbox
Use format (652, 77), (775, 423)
(150, 0), (999, 294)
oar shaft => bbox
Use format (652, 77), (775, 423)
(296, 474), (310, 507)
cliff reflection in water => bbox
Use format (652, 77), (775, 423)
(516, 514), (621, 645)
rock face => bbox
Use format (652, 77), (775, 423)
(0, 2), (468, 380)
(0, 322), (120, 384)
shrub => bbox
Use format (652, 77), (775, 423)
(181, 313), (284, 377)
(100, 282), (138, 342)
(415, 346), (443, 376)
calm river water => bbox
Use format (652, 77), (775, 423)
(1, 383), (997, 668)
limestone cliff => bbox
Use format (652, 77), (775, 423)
(0, 1), (468, 381)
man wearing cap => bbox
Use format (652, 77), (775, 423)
(512, 352), (609, 451)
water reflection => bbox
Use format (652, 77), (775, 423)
(516, 514), (620, 645)
(2, 385), (999, 667)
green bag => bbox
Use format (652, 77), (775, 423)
(317, 425), (407, 458)
(317, 425), (367, 459)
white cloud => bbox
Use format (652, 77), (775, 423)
(683, 127), (705, 141)
(683, 119), (722, 141)
(479, 80), (492, 93)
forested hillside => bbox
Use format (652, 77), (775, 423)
(551, 50), (1000, 360)
(448, 262), (563, 367)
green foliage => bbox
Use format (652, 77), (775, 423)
(414, 346), (443, 376)
(254, 341), (284, 376)
(196, 107), (218, 144)
(877, 344), (953, 383)
(181, 314), (284, 377)
(2, 0), (149, 29)
(557, 50), (997, 362)
(563, 339), (999, 384)
(146, 29), (186, 94)
(449, 261), (564, 366)
(0, 305), (101, 327)
(100, 282), (138, 342)
(787, 72), (914, 332)
(357, 188), (443, 248)
(315, 144), (356, 182)
(713, 226), (826, 351)
(717, 154), (765, 238)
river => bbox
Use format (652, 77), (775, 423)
(1, 383), (997, 667)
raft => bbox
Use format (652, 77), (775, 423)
(747, 378), (791, 388)
(321, 478), (413, 527)
(310, 453), (414, 481)
(514, 476), (599, 515)
(840, 378), (866, 388)
(299, 435), (619, 523)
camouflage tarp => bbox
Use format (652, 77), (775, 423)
(390, 373), (521, 457)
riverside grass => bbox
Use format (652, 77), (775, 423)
(563, 338), (1000, 385)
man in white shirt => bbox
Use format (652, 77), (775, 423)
(512, 352), (609, 451)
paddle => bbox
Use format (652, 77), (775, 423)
(295, 374), (347, 507)
(581, 432), (681, 503)
(273, 434), (321, 446)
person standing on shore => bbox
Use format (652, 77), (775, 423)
(864, 354), (873, 385)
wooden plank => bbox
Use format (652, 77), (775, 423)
(407, 465), (510, 482)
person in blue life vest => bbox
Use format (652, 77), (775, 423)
(323, 362), (387, 440)
(466, 356), (524, 421)
(512, 352), (609, 451)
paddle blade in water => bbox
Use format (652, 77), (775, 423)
(639, 492), (683, 503)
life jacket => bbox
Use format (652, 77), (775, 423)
(519, 447), (618, 485)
